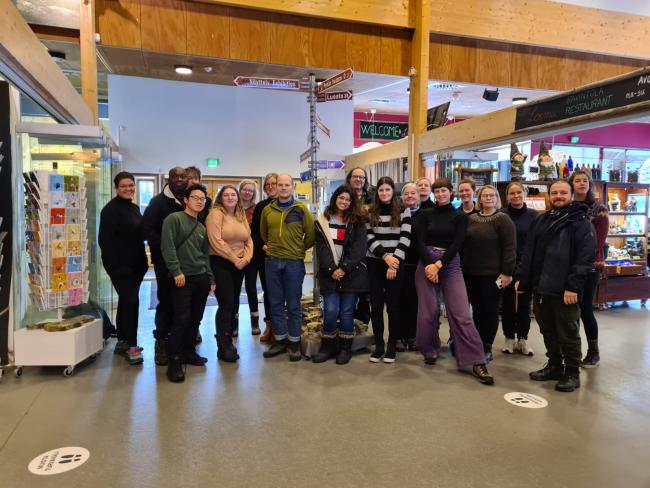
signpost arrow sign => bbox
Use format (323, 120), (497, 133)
(300, 148), (312, 163)
(316, 160), (345, 169)
(317, 90), (353, 102)
(233, 76), (301, 90)
(317, 68), (353, 94)
(300, 169), (313, 182)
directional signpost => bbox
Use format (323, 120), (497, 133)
(317, 90), (353, 102)
(233, 76), (301, 90)
(316, 160), (345, 170)
(317, 68), (353, 94)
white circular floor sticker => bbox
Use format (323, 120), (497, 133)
(504, 392), (548, 409)
(28, 447), (90, 475)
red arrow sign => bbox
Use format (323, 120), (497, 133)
(317, 90), (353, 102)
(317, 68), (353, 94)
(233, 76), (301, 90)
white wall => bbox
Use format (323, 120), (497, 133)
(108, 75), (353, 179)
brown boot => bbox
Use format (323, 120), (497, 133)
(259, 319), (273, 342)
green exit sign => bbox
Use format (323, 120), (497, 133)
(206, 158), (220, 167)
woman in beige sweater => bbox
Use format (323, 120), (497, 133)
(206, 185), (253, 362)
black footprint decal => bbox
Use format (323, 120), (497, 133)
(58, 454), (83, 464)
(512, 397), (530, 404)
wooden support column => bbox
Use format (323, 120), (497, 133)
(407, 0), (430, 181)
(80, 0), (98, 123)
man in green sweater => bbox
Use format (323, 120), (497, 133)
(261, 174), (315, 361)
(161, 184), (215, 382)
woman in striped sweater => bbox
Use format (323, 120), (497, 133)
(366, 176), (412, 363)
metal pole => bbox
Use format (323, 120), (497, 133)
(308, 73), (320, 303)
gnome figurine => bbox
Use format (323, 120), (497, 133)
(510, 142), (527, 181)
(537, 141), (554, 181)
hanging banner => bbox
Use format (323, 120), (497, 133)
(0, 82), (13, 366)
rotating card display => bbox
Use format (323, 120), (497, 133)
(23, 171), (89, 311)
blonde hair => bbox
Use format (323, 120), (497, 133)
(239, 179), (258, 204)
(475, 185), (502, 211)
(263, 172), (279, 195)
(505, 181), (528, 204)
(215, 185), (247, 223)
(401, 182), (418, 196)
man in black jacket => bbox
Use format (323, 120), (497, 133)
(142, 166), (187, 365)
(516, 179), (596, 392)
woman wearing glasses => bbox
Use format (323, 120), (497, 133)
(206, 185), (253, 363)
(251, 173), (279, 341)
(462, 185), (517, 363)
(313, 185), (368, 364)
(235, 179), (261, 336)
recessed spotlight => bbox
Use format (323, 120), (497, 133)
(204, 66), (213, 73)
(512, 97), (528, 106)
(175, 65), (193, 75)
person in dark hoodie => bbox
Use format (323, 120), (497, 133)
(516, 179), (596, 392)
(99, 172), (148, 365)
(312, 185), (368, 365)
(142, 166), (187, 365)
(499, 181), (539, 356)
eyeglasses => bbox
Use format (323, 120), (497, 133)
(241, 188), (255, 193)
(350, 175), (366, 180)
(189, 195), (206, 203)
(481, 194), (497, 199)
(264, 183), (277, 188)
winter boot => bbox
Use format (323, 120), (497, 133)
(232, 314), (239, 338)
(259, 319), (273, 342)
(251, 314), (261, 335)
(555, 367), (581, 392)
(263, 338), (288, 358)
(216, 334), (239, 363)
(312, 336), (338, 363)
(287, 340), (302, 362)
(335, 337), (353, 365)
(581, 340), (600, 368)
(154, 339), (168, 366)
(166, 355), (185, 383)
(530, 361), (565, 381)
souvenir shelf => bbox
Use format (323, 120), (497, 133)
(598, 182), (650, 304)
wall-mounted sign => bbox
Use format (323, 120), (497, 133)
(206, 158), (220, 168)
(359, 121), (408, 141)
(515, 67), (650, 131)
(317, 68), (353, 94)
(233, 76), (301, 90)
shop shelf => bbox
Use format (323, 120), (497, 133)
(607, 233), (646, 237)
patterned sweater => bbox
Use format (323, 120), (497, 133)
(366, 203), (412, 261)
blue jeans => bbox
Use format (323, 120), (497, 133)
(265, 257), (305, 342)
(323, 292), (357, 338)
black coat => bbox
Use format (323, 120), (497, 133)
(517, 202), (596, 298)
(98, 196), (148, 280)
(315, 215), (368, 294)
(142, 187), (184, 266)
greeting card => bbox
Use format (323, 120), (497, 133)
(50, 224), (65, 241)
(64, 175), (79, 192)
(66, 192), (80, 209)
(51, 240), (66, 258)
(50, 208), (65, 225)
(66, 224), (80, 241)
(52, 257), (66, 274)
(68, 271), (82, 289)
(50, 191), (65, 208)
(67, 240), (81, 256)
(66, 209), (80, 224)
(52, 273), (67, 291)
(49, 174), (64, 192)
(68, 288), (82, 306)
(67, 255), (82, 272)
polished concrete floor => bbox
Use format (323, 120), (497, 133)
(1, 284), (649, 488)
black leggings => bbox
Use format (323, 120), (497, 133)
(368, 258), (404, 345)
(464, 274), (502, 349)
(210, 256), (244, 339)
(580, 269), (601, 341)
(235, 261), (259, 316)
(111, 274), (143, 346)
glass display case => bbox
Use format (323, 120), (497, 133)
(14, 123), (116, 330)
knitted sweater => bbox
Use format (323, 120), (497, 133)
(366, 203), (412, 261)
(205, 209), (253, 264)
(499, 204), (539, 261)
(462, 211), (517, 277)
(261, 198), (315, 260)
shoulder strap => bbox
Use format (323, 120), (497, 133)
(176, 220), (200, 250)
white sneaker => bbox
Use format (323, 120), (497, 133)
(516, 338), (534, 356)
(501, 338), (516, 354)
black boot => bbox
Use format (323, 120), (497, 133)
(483, 343), (493, 364)
(216, 334), (239, 363)
(581, 339), (600, 368)
(335, 337), (353, 365)
(556, 367), (580, 392)
(530, 361), (565, 381)
(154, 339), (168, 366)
(184, 350), (208, 366)
(287, 340), (302, 362)
(166, 356), (185, 382)
(263, 338), (288, 358)
(312, 336), (338, 363)
(251, 315), (261, 335)
(232, 315), (239, 338)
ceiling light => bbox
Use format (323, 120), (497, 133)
(174, 65), (192, 75)
(204, 66), (213, 73)
(512, 97), (528, 106)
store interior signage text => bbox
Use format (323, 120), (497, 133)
(359, 121), (408, 141)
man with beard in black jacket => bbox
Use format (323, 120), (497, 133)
(516, 179), (595, 392)
(142, 166), (187, 365)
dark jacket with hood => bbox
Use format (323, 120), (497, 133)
(142, 185), (184, 266)
(517, 202), (596, 299)
(315, 213), (368, 294)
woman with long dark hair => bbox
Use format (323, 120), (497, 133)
(99, 171), (149, 365)
(206, 185), (253, 362)
(415, 177), (494, 385)
(366, 176), (412, 363)
(569, 170), (609, 368)
(312, 185), (368, 364)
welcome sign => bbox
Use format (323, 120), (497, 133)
(359, 121), (408, 141)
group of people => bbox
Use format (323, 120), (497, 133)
(99, 164), (606, 391)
